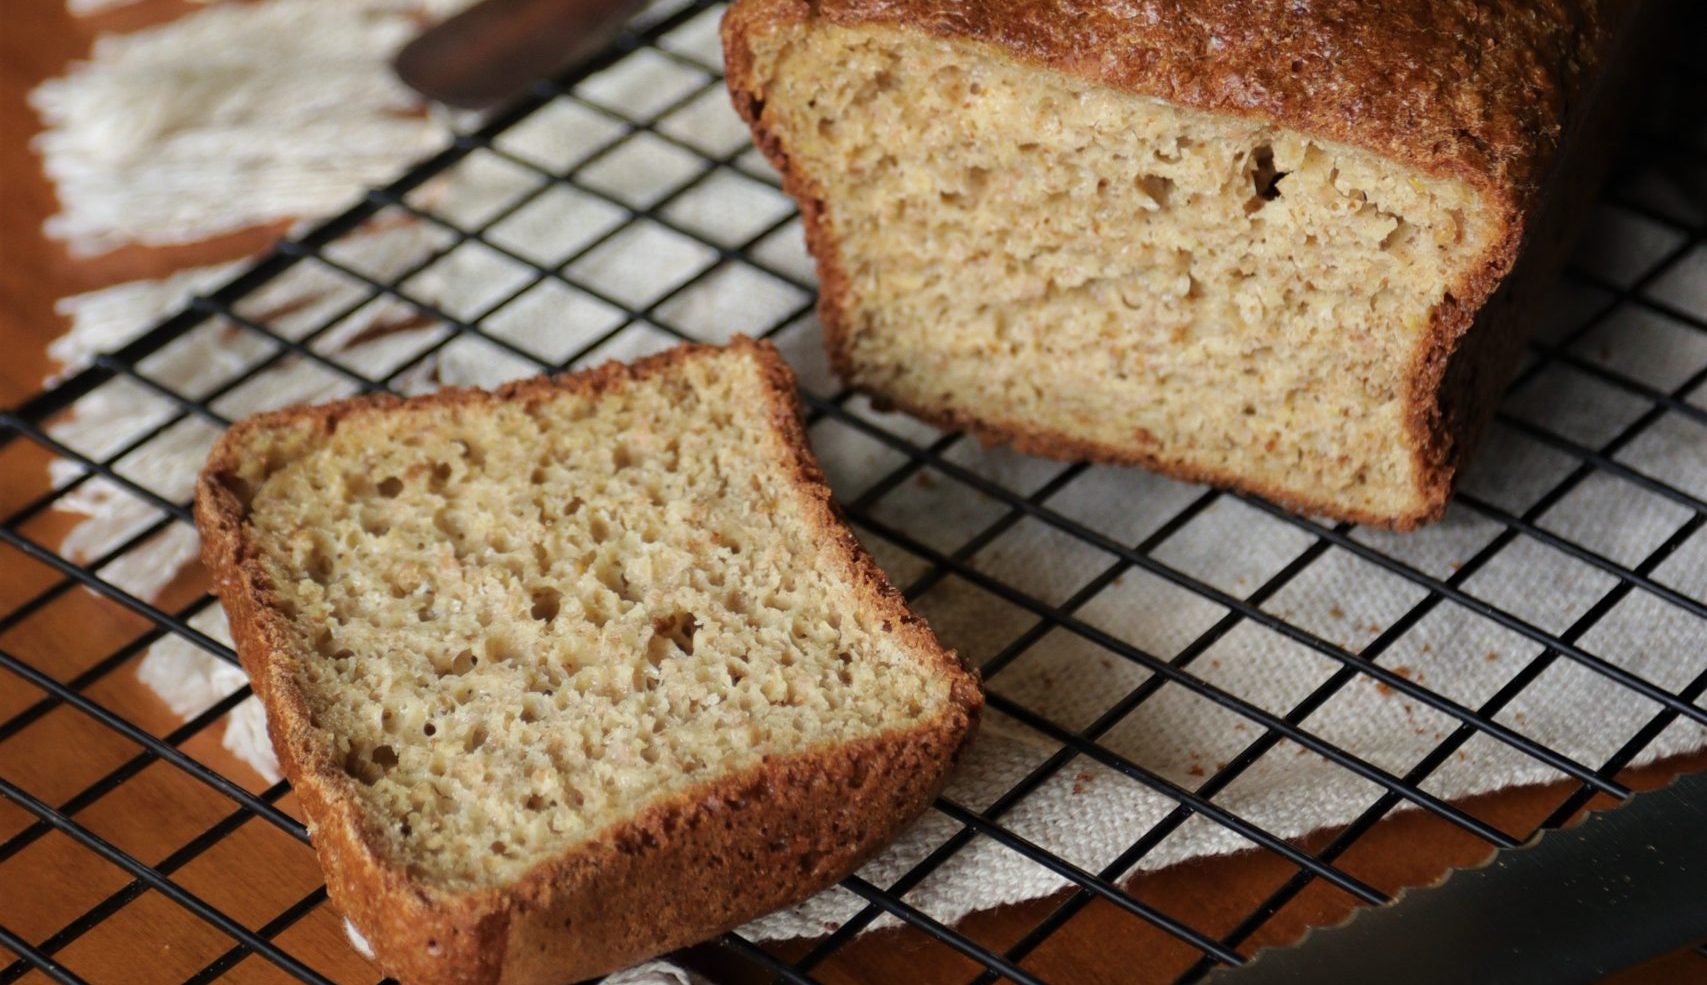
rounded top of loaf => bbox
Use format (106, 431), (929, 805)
(728, 0), (1630, 211)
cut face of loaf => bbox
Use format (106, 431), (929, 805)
(725, 1), (1630, 526)
(194, 339), (980, 985)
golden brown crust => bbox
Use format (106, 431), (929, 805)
(853, 387), (1433, 530)
(194, 338), (981, 985)
(1398, 1), (1670, 523)
(721, 0), (1648, 529)
(734, 0), (1630, 201)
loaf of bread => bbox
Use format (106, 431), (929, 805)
(723, 0), (1648, 527)
(194, 339), (981, 985)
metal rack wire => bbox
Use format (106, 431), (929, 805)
(2, 2), (1705, 982)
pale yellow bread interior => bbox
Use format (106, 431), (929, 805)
(217, 345), (955, 890)
(744, 25), (1498, 519)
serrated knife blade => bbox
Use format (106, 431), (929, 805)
(1209, 771), (1707, 985)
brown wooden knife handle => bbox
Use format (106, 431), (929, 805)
(395, 0), (651, 110)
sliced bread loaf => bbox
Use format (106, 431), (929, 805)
(722, 0), (1648, 527)
(194, 338), (981, 985)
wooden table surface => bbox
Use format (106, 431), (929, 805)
(1, 4), (1702, 985)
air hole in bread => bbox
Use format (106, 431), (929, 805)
(308, 549), (334, 585)
(651, 612), (698, 656)
(1249, 144), (1285, 202)
(1137, 173), (1174, 210)
(530, 588), (562, 624)
(442, 649), (477, 676)
(220, 473), (255, 508)
(1380, 218), (1414, 251)
(345, 746), (387, 785)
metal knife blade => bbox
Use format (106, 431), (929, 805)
(395, 0), (649, 110)
(1209, 771), (1707, 985)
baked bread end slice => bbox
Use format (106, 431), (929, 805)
(195, 338), (980, 985)
(723, 0), (1642, 528)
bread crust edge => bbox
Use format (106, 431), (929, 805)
(194, 337), (982, 985)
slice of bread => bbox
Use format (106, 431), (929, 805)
(722, 0), (1643, 528)
(195, 338), (981, 985)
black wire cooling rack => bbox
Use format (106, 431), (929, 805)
(3, 2), (1706, 983)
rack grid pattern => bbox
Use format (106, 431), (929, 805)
(3, 3), (1706, 982)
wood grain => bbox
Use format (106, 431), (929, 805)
(0, 5), (1701, 985)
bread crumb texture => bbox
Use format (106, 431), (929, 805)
(747, 25), (1498, 519)
(216, 345), (952, 890)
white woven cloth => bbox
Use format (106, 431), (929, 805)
(36, 0), (1707, 966)
(36, 0), (475, 255)
(65, 0), (143, 13)
(66, 0), (144, 14)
